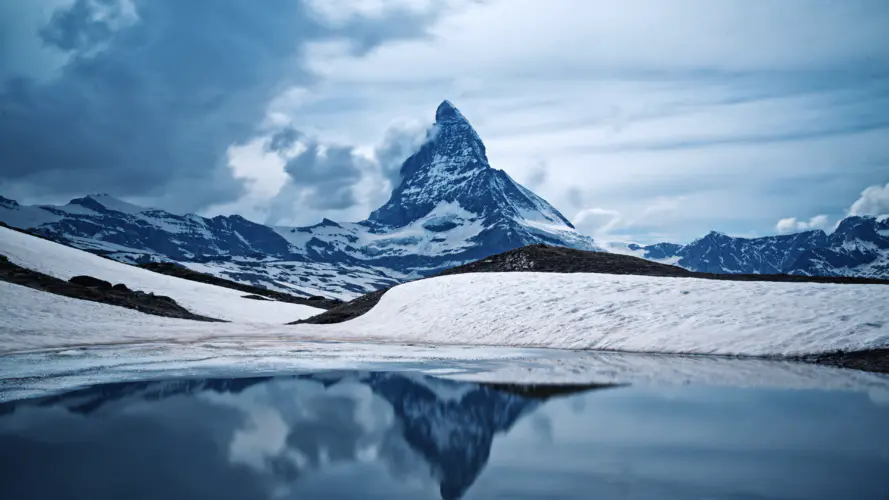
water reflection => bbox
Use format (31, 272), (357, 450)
(0, 372), (887, 499)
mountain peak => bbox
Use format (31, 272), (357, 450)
(435, 99), (464, 123)
(71, 194), (147, 215)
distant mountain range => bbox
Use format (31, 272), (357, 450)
(1, 100), (887, 297)
(0, 101), (598, 299)
(622, 215), (889, 279)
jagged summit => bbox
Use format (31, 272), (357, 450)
(435, 99), (466, 123)
(369, 100), (583, 225)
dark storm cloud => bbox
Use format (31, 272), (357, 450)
(262, 122), (432, 223)
(39, 0), (134, 52)
(263, 126), (369, 219)
(0, 0), (450, 213)
(265, 127), (303, 155)
(283, 140), (366, 210)
(373, 123), (432, 188)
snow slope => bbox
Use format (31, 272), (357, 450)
(2, 268), (888, 358)
(0, 227), (322, 323)
(320, 273), (889, 356)
(3, 225), (887, 357)
(0, 281), (221, 351)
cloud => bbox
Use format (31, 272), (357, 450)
(258, 121), (434, 225)
(282, 0), (889, 242)
(3, 0), (887, 241)
(567, 194), (688, 243)
(775, 214), (830, 233)
(572, 208), (622, 237)
(39, 0), (138, 54)
(524, 160), (548, 189)
(848, 182), (889, 216)
(262, 129), (370, 223)
(374, 121), (433, 188)
(0, 0), (455, 213)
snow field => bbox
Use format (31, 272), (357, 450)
(0, 227), (322, 323)
(320, 272), (889, 356)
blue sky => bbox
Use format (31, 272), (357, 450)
(1, 0), (887, 244)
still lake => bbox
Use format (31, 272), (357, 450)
(1, 359), (888, 499)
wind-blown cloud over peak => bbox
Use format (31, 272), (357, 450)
(849, 182), (889, 217)
(776, 215), (831, 234)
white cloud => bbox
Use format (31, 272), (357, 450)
(775, 214), (830, 234)
(572, 208), (622, 237)
(848, 182), (889, 216)
(7, 0), (885, 243)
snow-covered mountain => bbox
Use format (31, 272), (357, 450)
(0, 100), (598, 298)
(0, 194), (407, 300)
(271, 100), (600, 272)
(624, 215), (889, 278)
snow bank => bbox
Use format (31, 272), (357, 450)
(3, 222), (888, 358)
(322, 272), (889, 356)
(0, 281), (218, 351)
(0, 227), (322, 323)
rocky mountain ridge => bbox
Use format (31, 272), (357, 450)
(625, 215), (889, 278)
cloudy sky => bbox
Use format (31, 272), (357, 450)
(1, 0), (887, 244)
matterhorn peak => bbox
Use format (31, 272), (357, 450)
(365, 100), (600, 259)
(435, 99), (465, 123)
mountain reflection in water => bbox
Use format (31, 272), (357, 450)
(0, 372), (887, 500)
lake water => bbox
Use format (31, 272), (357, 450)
(1, 368), (888, 499)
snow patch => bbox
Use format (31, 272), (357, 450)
(0, 227), (322, 323)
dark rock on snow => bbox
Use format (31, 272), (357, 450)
(139, 262), (342, 309)
(69, 275), (113, 290)
(0, 256), (221, 322)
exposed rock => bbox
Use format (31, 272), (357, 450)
(241, 294), (271, 301)
(791, 349), (889, 374)
(291, 290), (386, 325)
(69, 275), (112, 290)
(139, 262), (342, 309)
(0, 256), (222, 322)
